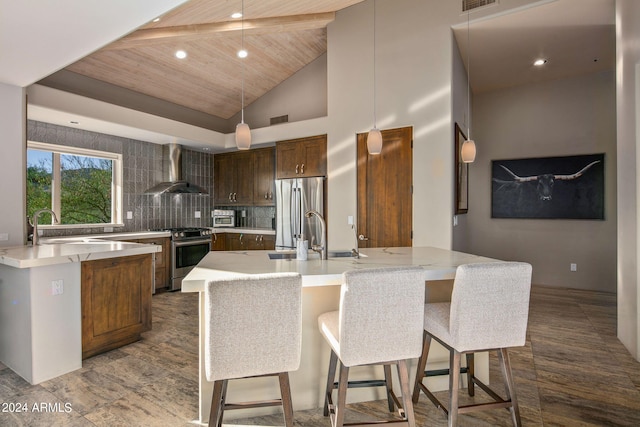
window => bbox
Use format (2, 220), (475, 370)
(26, 141), (123, 227)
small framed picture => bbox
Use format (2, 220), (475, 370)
(455, 123), (469, 214)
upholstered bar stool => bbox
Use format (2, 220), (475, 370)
(412, 262), (532, 427)
(318, 266), (426, 427)
(204, 273), (302, 427)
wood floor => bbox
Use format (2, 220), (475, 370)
(1, 286), (639, 426)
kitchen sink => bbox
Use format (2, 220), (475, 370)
(267, 250), (363, 260)
(268, 252), (297, 260)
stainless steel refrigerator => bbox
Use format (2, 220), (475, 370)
(275, 177), (324, 250)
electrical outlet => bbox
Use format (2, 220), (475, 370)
(195, 211), (201, 218)
(453, 215), (458, 226)
(126, 211), (133, 220)
(570, 263), (577, 272)
(347, 216), (354, 225)
(0, 233), (8, 241)
(51, 280), (64, 296)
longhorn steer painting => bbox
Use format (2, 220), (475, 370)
(491, 153), (604, 219)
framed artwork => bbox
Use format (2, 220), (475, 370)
(491, 153), (605, 219)
(455, 123), (469, 214)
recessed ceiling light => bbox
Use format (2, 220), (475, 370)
(175, 50), (187, 59)
(533, 59), (547, 67)
(152, 17), (161, 23)
(231, 12), (243, 19)
(237, 49), (248, 59)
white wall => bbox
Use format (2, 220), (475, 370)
(231, 54), (328, 130)
(0, 83), (26, 246)
(461, 71), (616, 292)
(616, 0), (640, 359)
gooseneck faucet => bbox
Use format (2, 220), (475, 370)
(305, 210), (327, 260)
(32, 208), (59, 246)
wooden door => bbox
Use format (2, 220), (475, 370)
(357, 127), (413, 248)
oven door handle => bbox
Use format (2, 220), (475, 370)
(172, 238), (212, 248)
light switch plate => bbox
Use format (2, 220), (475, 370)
(51, 280), (64, 296)
(195, 211), (201, 218)
(0, 233), (8, 241)
(126, 211), (133, 220)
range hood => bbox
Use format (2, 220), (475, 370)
(144, 143), (208, 195)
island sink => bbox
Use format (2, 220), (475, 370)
(267, 250), (360, 260)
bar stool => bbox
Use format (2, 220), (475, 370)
(412, 262), (532, 426)
(318, 266), (426, 427)
(204, 273), (302, 427)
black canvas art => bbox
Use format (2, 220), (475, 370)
(491, 153), (604, 219)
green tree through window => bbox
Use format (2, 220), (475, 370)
(27, 144), (121, 226)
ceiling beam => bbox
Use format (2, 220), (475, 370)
(104, 12), (335, 50)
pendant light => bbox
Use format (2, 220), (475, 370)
(461, 6), (476, 163)
(367, 0), (382, 155)
(235, 0), (251, 150)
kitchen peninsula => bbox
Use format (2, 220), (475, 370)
(0, 236), (164, 385)
(182, 246), (499, 423)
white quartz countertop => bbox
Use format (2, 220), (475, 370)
(210, 227), (275, 235)
(0, 241), (162, 269)
(181, 246), (498, 291)
(0, 231), (170, 269)
(40, 230), (171, 243)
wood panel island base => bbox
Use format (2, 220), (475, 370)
(181, 246), (499, 424)
(0, 241), (160, 385)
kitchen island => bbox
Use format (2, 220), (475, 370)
(182, 246), (499, 423)
(0, 238), (163, 384)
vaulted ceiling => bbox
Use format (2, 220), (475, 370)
(39, 0), (365, 128)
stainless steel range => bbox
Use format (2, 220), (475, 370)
(161, 227), (212, 291)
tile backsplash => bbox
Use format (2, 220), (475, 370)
(28, 120), (216, 236)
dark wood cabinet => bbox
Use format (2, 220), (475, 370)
(214, 151), (254, 205)
(122, 236), (170, 292)
(225, 232), (248, 251)
(81, 254), (153, 359)
(211, 232), (226, 251)
(221, 232), (275, 251)
(276, 134), (327, 179)
(247, 233), (276, 250)
(254, 147), (275, 206)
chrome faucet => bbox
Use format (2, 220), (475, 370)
(305, 210), (327, 260)
(32, 208), (59, 245)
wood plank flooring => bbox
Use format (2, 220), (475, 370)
(1, 285), (639, 426)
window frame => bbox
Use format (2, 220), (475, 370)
(27, 141), (124, 229)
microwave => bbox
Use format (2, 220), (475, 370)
(213, 209), (235, 227)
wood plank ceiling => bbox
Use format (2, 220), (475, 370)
(62, 0), (364, 120)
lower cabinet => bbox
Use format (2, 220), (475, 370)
(122, 237), (170, 292)
(81, 254), (153, 359)
(217, 232), (275, 251)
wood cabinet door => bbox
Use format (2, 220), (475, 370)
(357, 127), (413, 248)
(276, 135), (327, 179)
(300, 135), (327, 177)
(225, 233), (247, 250)
(211, 233), (226, 250)
(214, 154), (233, 205)
(275, 140), (300, 179)
(254, 147), (275, 206)
(234, 151), (254, 204)
(81, 254), (152, 359)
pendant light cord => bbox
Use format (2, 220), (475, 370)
(466, 8), (471, 140)
(373, 0), (377, 128)
(241, 0), (245, 123)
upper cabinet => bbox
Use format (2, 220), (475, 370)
(275, 135), (327, 179)
(253, 147), (275, 206)
(214, 150), (254, 205)
(214, 147), (275, 206)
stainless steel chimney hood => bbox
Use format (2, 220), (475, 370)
(144, 143), (208, 195)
